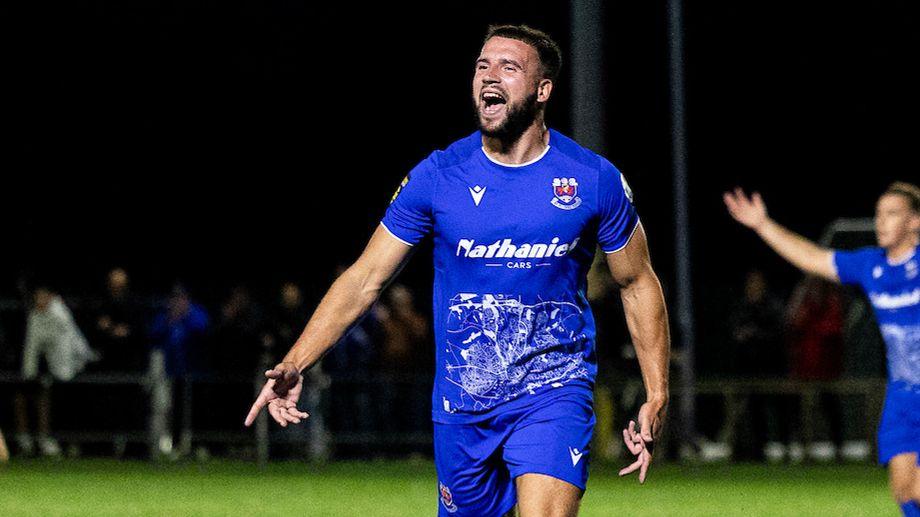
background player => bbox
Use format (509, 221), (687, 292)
(724, 182), (920, 516)
(246, 25), (670, 516)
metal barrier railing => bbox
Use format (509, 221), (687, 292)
(0, 368), (888, 463)
(0, 361), (434, 465)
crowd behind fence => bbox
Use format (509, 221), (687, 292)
(0, 266), (436, 461)
(0, 219), (891, 464)
(0, 369), (887, 464)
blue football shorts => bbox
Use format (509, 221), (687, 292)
(433, 387), (595, 516)
(878, 384), (920, 465)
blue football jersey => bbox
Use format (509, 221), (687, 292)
(835, 246), (920, 392)
(381, 129), (639, 423)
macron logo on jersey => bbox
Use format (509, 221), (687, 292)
(456, 237), (581, 259)
(469, 185), (486, 206)
(568, 446), (584, 466)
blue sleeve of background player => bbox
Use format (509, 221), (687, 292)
(597, 159), (640, 253)
(380, 153), (437, 246)
(833, 247), (874, 286)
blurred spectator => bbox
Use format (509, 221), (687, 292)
(787, 276), (844, 381)
(587, 251), (637, 379)
(82, 268), (148, 452)
(786, 275), (845, 459)
(149, 283), (209, 379)
(321, 268), (381, 451)
(376, 284), (430, 446)
(587, 251), (644, 461)
(148, 283), (209, 457)
(266, 281), (330, 460)
(264, 282), (310, 360)
(729, 269), (785, 376)
(211, 285), (265, 375)
(0, 319), (14, 370)
(89, 268), (146, 372)
(377, 285), (428, 373)
(200, 285), (267, 453)
(726, 269), (786, 460)
(15, 286), (97, 457)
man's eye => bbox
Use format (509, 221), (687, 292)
(504, 66), (516, 72)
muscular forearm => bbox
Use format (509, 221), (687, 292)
(620, 273), (670, 403)
(281, 266), (383, 372)
(755, 218), (835, 280)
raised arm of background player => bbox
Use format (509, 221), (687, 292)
(723, 187), (838, 282)
(244, 225), (413, 427)
(608, 223), (671, 484)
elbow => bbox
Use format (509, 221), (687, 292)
(620, 268), (663, 295)
(344, 264), (387, 305)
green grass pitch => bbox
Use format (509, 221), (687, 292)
(0, 459), (895, 516)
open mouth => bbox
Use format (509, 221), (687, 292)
(480, 91), (507, 116)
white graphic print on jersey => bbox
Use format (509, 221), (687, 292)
(882, 324), (920, 389)
(444, 293), (590, 412)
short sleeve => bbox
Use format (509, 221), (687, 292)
(597, 159), (640, 253)
(833, 247), (874, 286)
(380, 153), (437, 246)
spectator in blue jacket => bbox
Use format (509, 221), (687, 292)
(148, 283), (208, 458)
(149, 283), (209, 378)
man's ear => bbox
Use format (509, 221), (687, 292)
(537, 78), (553, 103)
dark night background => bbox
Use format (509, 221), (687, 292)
(2, 1), (917, 362)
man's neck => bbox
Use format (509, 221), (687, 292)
(886, 238), (918, 264)
(481, 120), (549, 165)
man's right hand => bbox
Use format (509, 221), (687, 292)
(244, 362), (309, 428)
(723, 187), (769, 230)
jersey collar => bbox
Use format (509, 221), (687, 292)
(480, 131), (552, 168)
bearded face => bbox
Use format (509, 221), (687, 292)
(472, 36), (549, 143)
(474, 90), (540, 141)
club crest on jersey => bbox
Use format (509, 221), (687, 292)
(439, 482), (458, 513)
(551, 177), (581, 210)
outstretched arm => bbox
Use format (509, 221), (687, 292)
(606, 223), (670, 483)
(723, 188), (837, 281)
(245, 224), (415, 427)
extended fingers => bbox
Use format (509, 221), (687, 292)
(279, 408), (300, 425)
(244, 400), (263, 427)
(639, 449), (651, 483)
(622, 428), (643, 455)
(628, 420), (643, 444)
(734, 186), (747, 201)
(270, 400), (308, 425)
(268, 401), (287, 427)
(285, 407), (309, 421)
(627, 420), (638, 439)
(281, 400), (309, 419)
(279, 402), (306, 424)
(244, 384), (275, 427)
(723, 191), (739, 212)
(618, 457), (642, 477)
(619, 449), (653, 482)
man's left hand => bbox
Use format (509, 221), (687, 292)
(619, 400), (667, 483)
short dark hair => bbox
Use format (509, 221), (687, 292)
(885, 181), (920, 214)
(483, 24), (562, 82)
